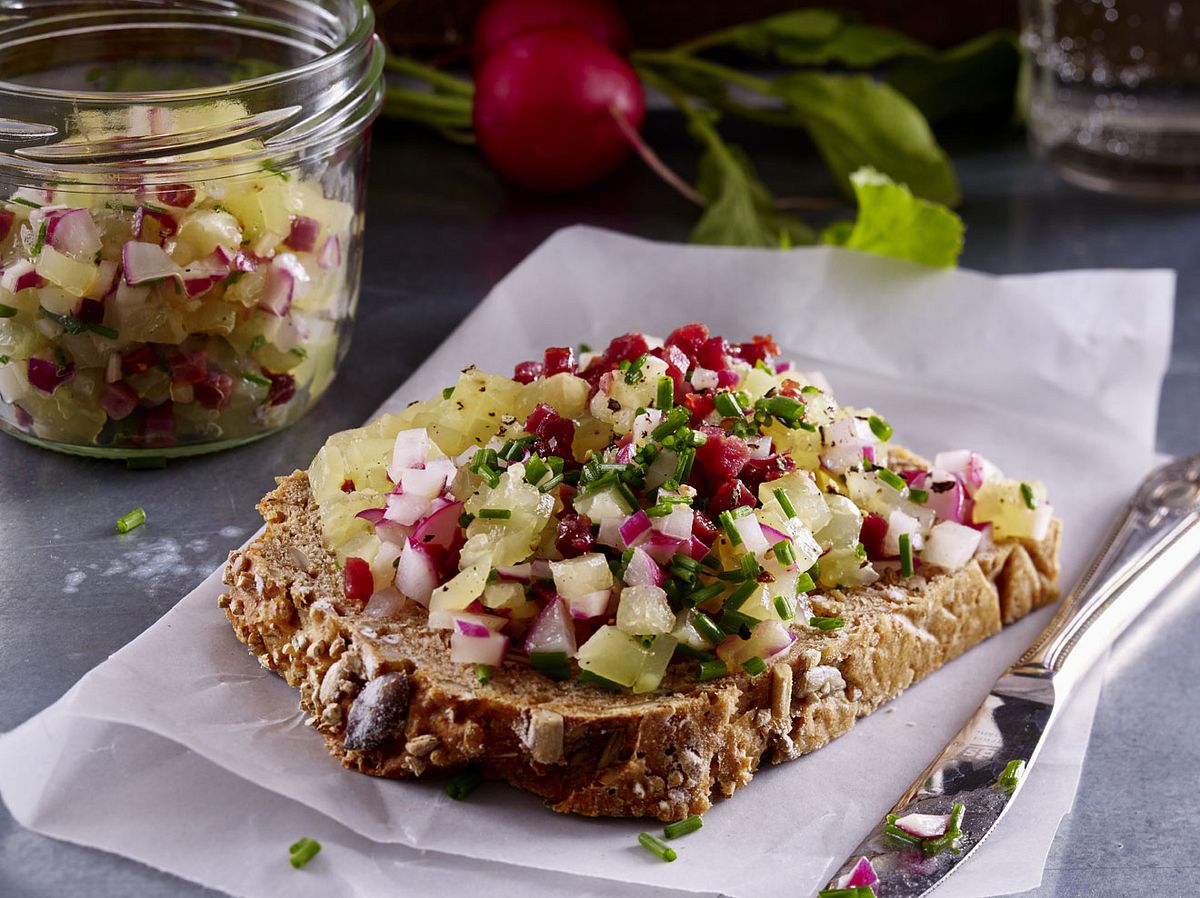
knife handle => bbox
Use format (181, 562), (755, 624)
(1012, 453), (1200, 693)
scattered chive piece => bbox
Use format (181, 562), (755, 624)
(675, 644), (715, 662)
(922, 802), (966, 856)
(773, 594), (794, 620)
(288, 837), (321, 869)
(263, 160), (291, 180)
(809, 615), (844, 631)
(126, 456), (166, 470)
(249, 334), (266, 352)
(538, 473), (564, 492)
(672, 447), (696, 483)
(868, 414), (893, 442)
(773, 487), (797, 519)
(529, 651), (571, 680)
(88, 322), (119, 340)
(474, 663), (490, 685)
(578, 342), (592, 354)
(32, 219), (48, 255)
(242, 371), (272, 387)
(1020, 482), (1037, 510)
(478, 508), (512, 520)
(656, 375), (674, 410)
(0, 303), (16, 318)
(458, 511), (475, 528)
(578, 669), (624, 691)
(885, 813), (923, 846)
(686, 584), (726, 611)
(909, 488), (929, 504)
(523, 455), (548, 485)
(741, 655), (767, 675)
(696, 659), (728, 681)
(445, 768), (484, 800)
(739, 553), (761, 580)
(724, 580), (759, 611)
(718, 510), (742, 545)
(692, 610), (726, 645)
(290, 346), (307, 359)
(759, 395), (804, 422)
(876, 467), (907, 492)
(624, 352), (648, 384)
(899, 532), (914, 577)
(116, 507), (146, 534)
(651, 406), (689, 440)
(663, 815), (703, 839)
(854, 542), (867, 559)
(998, 758), (1026, 792)
(714, 391), (743, 418)
(637, 831), (677, 862)
(0, 355), (8, 364)
(772, 540), (796, 567)
(671, 553), (700, 572)
(441, 386), (454, 399)
(795, 572), (816, 593)
(10, 196), (40, 209)
(818, 888), (874, 898)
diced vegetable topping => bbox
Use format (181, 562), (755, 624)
(637, 831), (677, 862)
(116, 506), (146, 533)
(288, 837), (321, 869)
(307, 324), (1052, 693)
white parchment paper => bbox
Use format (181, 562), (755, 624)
(0, 227), (1176, 898)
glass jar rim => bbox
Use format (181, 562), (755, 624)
(0, 1), (384, 183)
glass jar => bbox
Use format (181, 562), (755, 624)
(0, 0), (384, 457)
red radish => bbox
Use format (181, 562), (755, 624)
(343, 556), (374, 604)
(473, 29), (645, 192)
(838, 856), (880, 890)
(524, 596), (577, 655)
(142, 401), (175, 447)
(27, 357), (74, 393)
(99, 381), (139, 421)
(193, 369), (233, 410)
(411, 500), (465, 551)
(169, 350), (207, 385)
(0, 209), (13, 241)
(471, 0), (632, 67)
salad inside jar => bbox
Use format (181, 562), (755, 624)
(310, 323), (1054, 693)
(0, 164), (354, 454)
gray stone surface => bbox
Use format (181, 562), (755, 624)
(1, 120), (1197, 896)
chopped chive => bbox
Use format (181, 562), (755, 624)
(656, 375), (674, 410)
(1020, 482), (1037, 510)
(773, 594), (794, 620)
(718, 510), (742, 546)
(772, 540), (796, 567)
(9, 196), (40, 209)
(637, 831), (677, 862)
(739, 553), (761, 580)
(529, 651), (571, 680)
(714, 391), (743, 418)
(0, 355), (8, 364)
(116, 507), (146, 533)
(670, 553), (700, 573)
(263, 160), (291, 180)
(663, 814), (703, 840)
(290, 346), (307, 359)
(724, 580), (759, 611)
(696, 659), (728, 681)
(899, 532), (914, 577)
(87, 322), (119, 340)
(672, 447), (696, 483)
(795, 572), (816, 593)
(445, 768), (484, 800)
(578, 342), (592, 354)
(0, 303), (16, 318)
(39, 306), (86, 335)
(885, 813), (923, 846)
(998, 758), (1025, 792)
(32, 219), (48, 255)
(441, 386), (455, 399)
(242, 371), (272, 387)
(288, 836), (321, 869)
(876, 468), (907, 492)
(478, 507), (512, 520)
(651, 406), (690, 441)
(854, 541), (868, 560)
(909, 488), (929, 504)
(675, 643), (715, 662)
(692, 611), (726, 646)
(801, 384), (821, 394)
(475, 663), (490, 685)
(809, 615), (844, 631)
(685, 583), (726, 610)
(578, 669), (624, 691)
(759, 395), (804, 422)
(624, 352), (649, 384)
(818, 887), (875, 897)
(249, 334), (266, 352)
(922, 802), (966, 856)
(539, 472), (564, 492)
(646, 503), (673, 517)
(868, 414), (893, 442)
(614, 481), (639, 512)
(741, 655), (767, 675)
(523, 456), (548, 485)
(458, 512), (475, 528)
(773, 488), (797, 519)
(719, 609), (756, 635)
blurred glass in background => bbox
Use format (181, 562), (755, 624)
(1022, 0), (1200, 198)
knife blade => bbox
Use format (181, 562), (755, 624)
(821, 453), (1200, 897)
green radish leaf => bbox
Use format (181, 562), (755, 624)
(822, 167), (964, 268)
(742, 19), (932, 67)
(771, 71), (960, 206)
(685, 111), (813, 249)
(729, 9), (846, 59)
(885, 31), (1022, 126)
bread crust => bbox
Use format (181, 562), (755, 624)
(219, 469), (1060, 821)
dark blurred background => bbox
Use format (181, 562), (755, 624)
(374, 0), (1019, 53)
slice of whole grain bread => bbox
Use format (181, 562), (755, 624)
(219, 469), (1060, 821)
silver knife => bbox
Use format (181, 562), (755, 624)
(821, 453), (1200, 897)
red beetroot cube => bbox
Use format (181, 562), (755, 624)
(513, 360), (544, 384)
(695, 430), (751, 483)
(543, 346), (576, 376)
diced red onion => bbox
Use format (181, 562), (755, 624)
(567, 589), (611, 619)
(745, 436), (772, 460)
(893, 812), (950, 839)
(760, 523), (789, 545)
(641, 531), (688, 564)
(732, 514), (769, 556)
(450, 627), (509, 665)
(193, 369), (233, 411)
(524, 597), (576, 656)
(838, 856), (880, 889)
(98, 381), (138, 420)
(595, 516), (624, 549)
(495, 563), (532, 581)
(257, 265), (293, 316)
(622, 547), (663, 587)
(1, 260), (41, 293)
(933, 450), (1000, 498)
(27, 357), (74, 393)
(653, 504), (694, 541)
(385, 490), (433, 527)
(131, 205), (177, 241)
(716, 369), (739, 388)
(911, 470), (969, 525)
(411, 500), (464, 551)
(389, 429), (430, 481)
(684, 536), (708, 561)
(774, 361), (792, 374)
(46, 208), (102, 258)
(619, 510), (652, 547)
(456, 618), (492, 638)
(862, 445), (876, 465)
(122, 241), (183, 286)
(716, 619), (796, 667)
(232, 249), (262, 273)
(530, 559), (552, 580)
(284, 215), (320, 252)
(317, 235), (341, 269)
(395, 538), (438, 606)
(355, 507), (387, 526)
(181, 247), (232, 297)
(615, 441), (636, 465)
